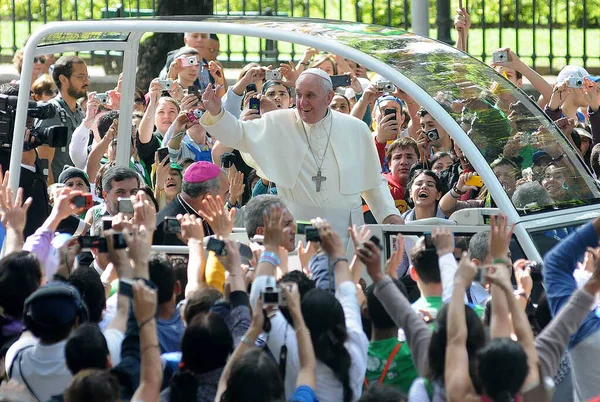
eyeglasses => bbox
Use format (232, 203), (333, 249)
(71, 73), (90, 81)
(33, 57), (46, 64)
(43, 89), (58, 97)
(134, 98), (146, 105)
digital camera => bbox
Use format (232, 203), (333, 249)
(93, 93), (109, 104)
(492, 50), (508, 63)
(266, 69), (282, 81)
(426, 128), (440, 142)
(377, 81), (395, 92)
(187, 109), (203, 122)
(158, 79), (174, 90)
(567, 77), (584, 89)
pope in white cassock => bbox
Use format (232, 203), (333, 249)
(200, 68), (404, 239)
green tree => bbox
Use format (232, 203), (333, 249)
(135, 0), (214, 91)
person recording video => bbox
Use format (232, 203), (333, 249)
(0, 83), (68, 237)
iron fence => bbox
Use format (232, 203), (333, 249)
(1, 0), (599, 73)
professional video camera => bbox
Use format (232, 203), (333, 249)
(0, 94), (68, 150)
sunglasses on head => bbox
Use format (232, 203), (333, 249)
(33, 57), (46, 64)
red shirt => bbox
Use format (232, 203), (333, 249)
(383, 172), (409, 214)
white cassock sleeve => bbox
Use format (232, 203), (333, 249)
(361, 174), (401, 223)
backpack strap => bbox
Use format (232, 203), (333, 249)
(423, 378), (434, 401)
(9, 345), (39, 401)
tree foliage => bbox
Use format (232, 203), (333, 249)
(135, 0), (214, 91)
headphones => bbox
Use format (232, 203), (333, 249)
(23, 283), (88, 332)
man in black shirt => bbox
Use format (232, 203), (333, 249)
(0, 83), (50, 237)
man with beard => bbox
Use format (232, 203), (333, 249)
(35, 56), (88, 182)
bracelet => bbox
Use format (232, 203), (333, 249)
(226, 200), (239, 210)
(513, 289), (530, 300)
(141, 344), (160, 355)
(172, 130), (186, 139)
(138, 316), (155, 329)
(294, 326), (310, 334)
(449, 189), (460, 199)
(330, 257), (348, 267)
(300, 62), (309, 66)
(240, 335), (255, 346)
(492, 258), (510, 266)
(452, 185), (466, 195)
(259, 251), (281, 267)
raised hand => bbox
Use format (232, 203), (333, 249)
(280, 282), (302, 318)
(432, 228), (455, 256)
(262, 203), (292, 250)
(177, 213), (206, 244)
(484, 262), (513, 293)
(375, 111), (399, 144)
(297, 240), (318, 271)
(0, 185), (32, 234)
(123, 225), (152, 278)
(454, 252), (478, 287)
(220, 239), (243, 273)
(111, 212), (134, 233)
(132, 191), (157, 234)
(313, 219), (345, 258)
(584, 246), (600, 294)
(489, 214), (515, 260)
(84, 92), (101, 124)
(548, 80), (571, 111)
(201, 84), (224, 116)
(455, 172), (479, 193)
(349, 224), (372, 251)
(199, 195), (235, 238)
(209, 61), (226, 86)
(154, 152), (171, 190)
(280, 61), (298, 87)
(513, 259), (533, 297)
(228, 170), (245, 207)
(180, 93), (201, 113)
(148, 79), (163, 103)
(105, 229), (133, 278)
(240, 107), (261, 121)
(385, 235), (404, 279)
(454, 7), (471, 32)
(357, 241), (383, 283)
(132, 280), (157, 325)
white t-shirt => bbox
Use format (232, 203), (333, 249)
(265, 281), (368, 402)
(7, 339), (71, 402)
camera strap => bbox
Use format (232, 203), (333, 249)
(58, 109), (67, 126)
(279, 323), (288, 379)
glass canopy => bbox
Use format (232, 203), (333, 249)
(33, 16), (600, 216)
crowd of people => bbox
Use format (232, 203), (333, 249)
(0, 8), (598, 402)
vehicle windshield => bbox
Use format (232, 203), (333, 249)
(242, 18), (600, 216)
(346, 33), (600, 215)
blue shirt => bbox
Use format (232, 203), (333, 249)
(290, 385), (318, 402)
(543, 222), (600, 348)
(156, 308), (185, 353)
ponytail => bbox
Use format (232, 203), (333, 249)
(314, 324), (353, 402)
(169, 368), (199, 402)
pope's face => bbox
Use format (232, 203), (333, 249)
(295, 75), (334, 124)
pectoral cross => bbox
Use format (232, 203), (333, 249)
(312, 170), (326, 192)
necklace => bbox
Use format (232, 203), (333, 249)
(300, 111), (333, 192)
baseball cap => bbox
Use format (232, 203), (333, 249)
(24, 282), (84, 328)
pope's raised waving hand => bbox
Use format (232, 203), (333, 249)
(201, 84), (225, 116)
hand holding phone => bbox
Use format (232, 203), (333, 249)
(465, 175), (484, 188)
(249, 97), (260, 114)
(71, 193), (93, 211)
